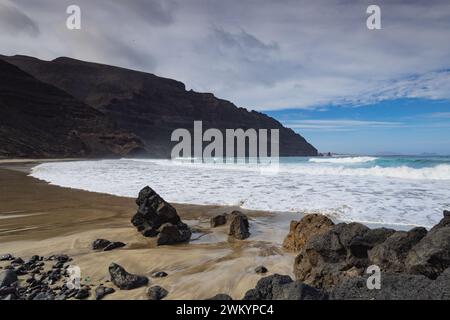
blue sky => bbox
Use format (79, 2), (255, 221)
(266, 98), (450, 155)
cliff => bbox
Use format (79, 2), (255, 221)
(1, 55), (317, 158)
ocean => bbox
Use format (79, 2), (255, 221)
(30, 156), (450, 229)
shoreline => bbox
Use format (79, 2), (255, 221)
(0, 165), (295, 300)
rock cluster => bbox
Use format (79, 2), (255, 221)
(210, 211), (251, 240)
(0, 254), (103, 300)
(131, 186), (191, 245)
(288, 211), (450, 297)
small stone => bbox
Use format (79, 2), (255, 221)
(109, 263), (149, 290)
(103, 242), (126, 252)
(75, 288), (91, 300)
(11, 257), (24, 265)
(147, 286), (168, 300)
(0, 254), (14, 261)
(151, 271), (168, 278)
(255, 266), (268, 274)
(95, 285), (115, 300)
(228, 211), (250, 240)
(92, 239), (112, 250)
(210, 214), (228, 228)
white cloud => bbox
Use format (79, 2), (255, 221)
(1, 0), (450, 110)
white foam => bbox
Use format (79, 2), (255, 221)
(30, 159), (450, 228)
(309, 156), (378, 164)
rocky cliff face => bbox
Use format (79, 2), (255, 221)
(0, 59), (144, 158)
(1, 55), (318, 158)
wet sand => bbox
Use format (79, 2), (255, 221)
(0, 164), (295, 300)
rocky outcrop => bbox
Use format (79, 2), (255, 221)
(292, 211), (450, 295)
(108, 263), (148, 290)
(228, 211), (250, 240)
(283, 214), (335, 252)
(405, 219), (450, 279)
(131, 186), (191, 245)
(0, 59), (144, 158)
(243, 274), (327, 300)
(331, 269), (450, 300)
(1, 55), (318, 158)
(368, 227), (427, 273)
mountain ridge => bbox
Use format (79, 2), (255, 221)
(0, 54), (318, 158)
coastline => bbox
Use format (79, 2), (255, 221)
(0, 163), (295, 300)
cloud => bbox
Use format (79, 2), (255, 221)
(1, 0), (450, 110)
(0, 3), (39, 36)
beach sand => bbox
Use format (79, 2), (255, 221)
(0, 163), (295, 300)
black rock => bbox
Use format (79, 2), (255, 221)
(103, 242), (126, 252)
(368, 227), (427, 273)
(157, 223), (192, 246)
(75, 288), (91, 300)
(210, 214), (228, 228)
(95, 285), (115, 300)
(151, 271), (168, 278)
(147, 286), (168, 300)
(0, 254), (14, 261)
(92, 239), (112, 250)
(243, 274), (327, 300)
(228, 211), (250, 240)
(132, 186), (184, 236)
(406, 224), (450, 279)
(108, 263), (149, 290)
(206, 294), (233, 300)
(11, 257), (24, 265)
(255, 266), (268, 274)
(0, 270), (18, 287)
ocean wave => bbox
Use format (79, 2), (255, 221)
(308, 156), (378, 164)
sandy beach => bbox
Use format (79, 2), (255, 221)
(0, 162), (295, 300)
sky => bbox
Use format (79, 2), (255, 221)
(1, 0), (450, 154)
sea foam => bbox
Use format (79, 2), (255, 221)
(30, 158), (450, 228)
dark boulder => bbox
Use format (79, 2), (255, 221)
(228, 211), (250, 240)
(147, 286), (168, 300)
(243, 274), (327, 300)
(293, 222), (370, 290)
(210, 214), (228, 228)
(368, 227), (427, 273)
(131, 186), (191, 244)
(283, 214), (334, 252)
(108, 263), (149, 290)
(157, 223), (191, 246)
(406, 225), (450, 279)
